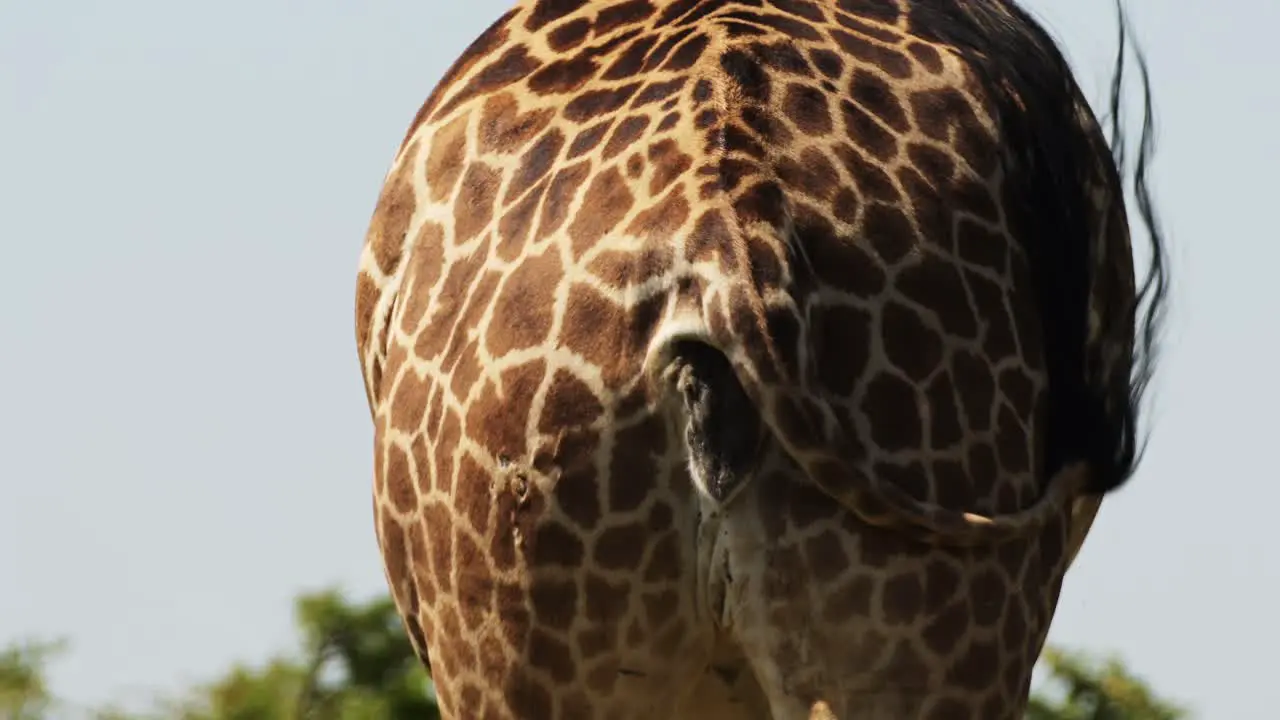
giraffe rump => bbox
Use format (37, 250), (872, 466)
(656, 0), (1171, 544)
(356, 1), (1176, 715)
(907, 0), (1170, 495)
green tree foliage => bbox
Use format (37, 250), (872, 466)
(3, 592), (1188, 720)
(1028, 646), (1188, 720)
(166, 589), (437, 720)
(166, 659), (307, 720)
(0, 638), (67, 720)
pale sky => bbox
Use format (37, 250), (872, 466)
(2, 0), (1275, 717)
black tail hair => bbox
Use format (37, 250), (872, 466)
(906, 0), (1170, 494)
(1104, 4), (1170, 490)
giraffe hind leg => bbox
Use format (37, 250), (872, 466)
(669, 340), (764, 508)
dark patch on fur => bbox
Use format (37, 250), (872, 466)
(907, 0), (1169, 494)
(403, 612), (432, 672)
(672, 341), (763, 503)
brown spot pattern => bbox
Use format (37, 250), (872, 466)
(358, 1), (1078, 717)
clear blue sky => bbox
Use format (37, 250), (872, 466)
(2, 0), (1274, 716)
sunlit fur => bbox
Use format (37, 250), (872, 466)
(355, 1), (1168, 717)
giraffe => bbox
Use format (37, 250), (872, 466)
(354, 1), (1169, 718)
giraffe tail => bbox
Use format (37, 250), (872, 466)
(647, 331), (1090, 548)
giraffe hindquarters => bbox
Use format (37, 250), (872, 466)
(376, 458), (768, 719)
(372, 379), (779, 718)
(712, 446), (1074, 720)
